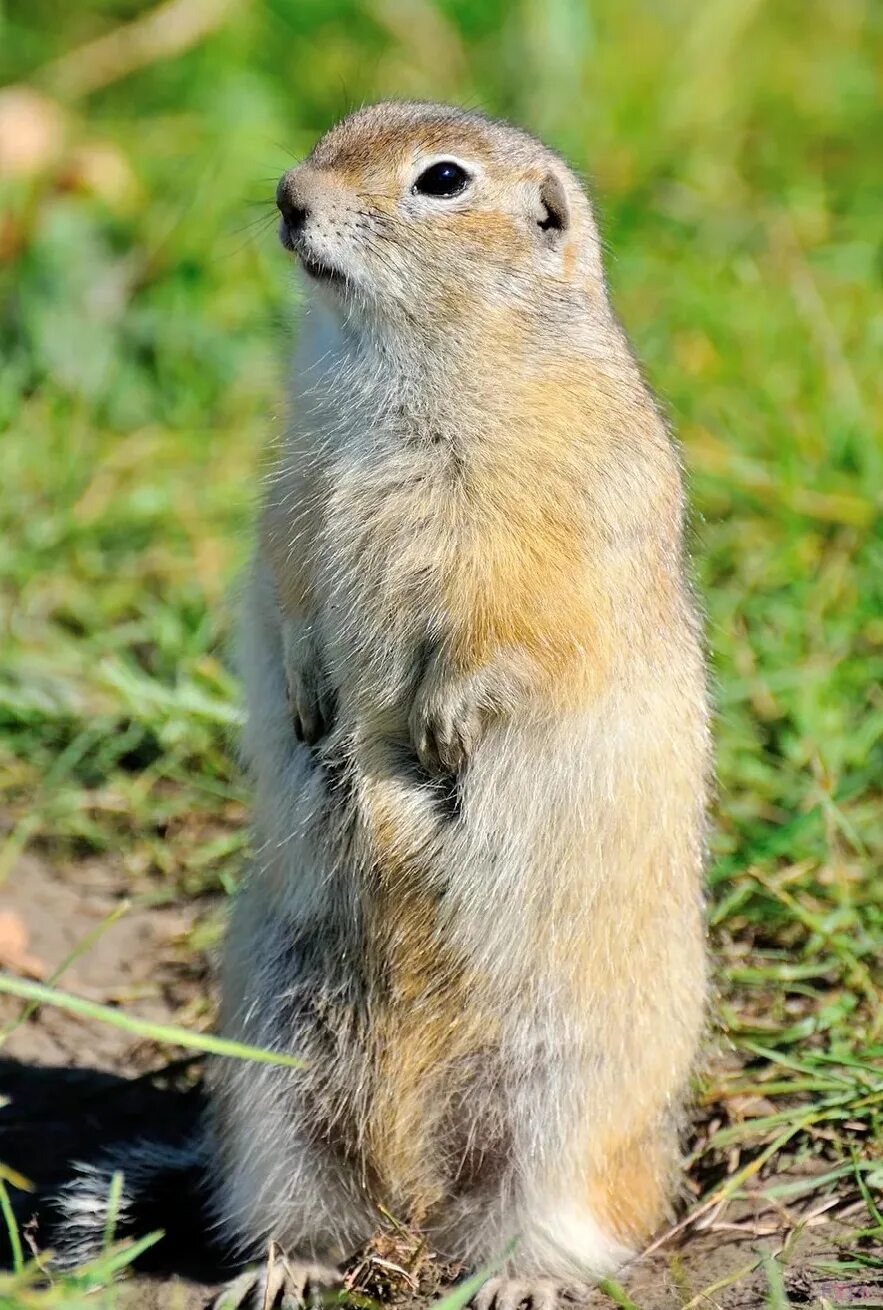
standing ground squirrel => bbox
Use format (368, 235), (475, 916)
(55, 102), (711, 1308)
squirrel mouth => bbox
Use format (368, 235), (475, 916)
(278, 219), (345, 286)
(298, 253), (345, 286)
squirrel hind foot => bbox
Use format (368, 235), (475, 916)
(211, 1246), (342, 1309)
(471, 1276), (589, 1310)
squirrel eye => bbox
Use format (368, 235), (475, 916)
(413, 160), (470, 198)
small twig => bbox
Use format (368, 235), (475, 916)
(702, 1221), (783, 1237)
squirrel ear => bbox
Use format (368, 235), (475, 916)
(535, 172), (570, 243)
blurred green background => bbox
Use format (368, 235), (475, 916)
(0, 0), (881, 1223)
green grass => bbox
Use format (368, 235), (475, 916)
(0, 974), (305, 1066)
(1, 0), (881, 1305)
(0, 1227), (164, 1308)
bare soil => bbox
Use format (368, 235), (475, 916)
(0, 854), (878, 1309)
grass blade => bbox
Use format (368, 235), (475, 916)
(0, 1176), (23, 1274)
(0, 975), (305, 1069)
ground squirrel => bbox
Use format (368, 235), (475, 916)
(56, 101), (711, 1308)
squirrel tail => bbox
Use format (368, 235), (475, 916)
(49, 1132), (223, 1278)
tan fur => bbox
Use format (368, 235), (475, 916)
(585, 1125), (676, 1245)
(209, 101), (711, 1299)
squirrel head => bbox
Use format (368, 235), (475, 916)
(276, 101), (605, 342)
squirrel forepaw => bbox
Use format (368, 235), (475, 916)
(409, 674), (484, 776)
(287, 664), (336, 747)
(408, 647), (533, 775)
(281, 623), (335, 747)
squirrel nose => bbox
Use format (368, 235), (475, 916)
(276, 173), (309, 233)
(283, 204), (309, 234)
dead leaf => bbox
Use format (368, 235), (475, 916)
(0, 909), (45, 978)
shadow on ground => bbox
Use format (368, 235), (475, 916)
(0, 1057), (226, 1286)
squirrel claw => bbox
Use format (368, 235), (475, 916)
(281, 622), (334, 747)
(285, 659), (336, 747)
(410, 691), (481, 777)
(290, 680), (335, 746)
